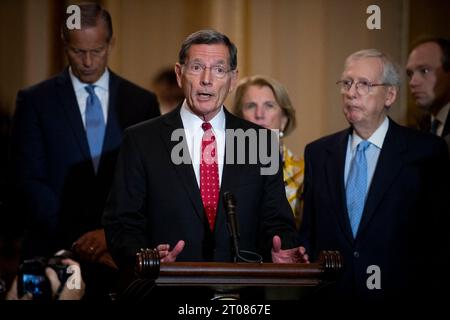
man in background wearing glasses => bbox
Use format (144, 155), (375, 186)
(299, 49), (450, 300)
(103, 29), (308, 299)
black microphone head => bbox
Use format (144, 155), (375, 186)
(223, 191), (236, 208)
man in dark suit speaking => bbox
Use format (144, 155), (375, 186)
(299, 49), (450, 300)
(9, 3), (160, 299)
(103, 30), (308, 273)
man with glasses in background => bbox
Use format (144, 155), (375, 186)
(298, 49), (450, 300)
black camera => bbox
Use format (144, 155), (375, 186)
(17, 250), (75, 300)
(17, 257), (50, 300)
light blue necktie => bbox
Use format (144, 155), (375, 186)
(346, 140), (370, 238)
(85, 85), (105, 173)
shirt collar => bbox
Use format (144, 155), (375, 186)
(432, 102), (450, 125)
(69, 67), (109, 93)
(351, 116), (389, 151)
(180, 100), (225, 132)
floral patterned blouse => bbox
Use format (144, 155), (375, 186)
(282, 145), (305, 227)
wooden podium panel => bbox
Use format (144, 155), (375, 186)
(136, 249), (343, 287)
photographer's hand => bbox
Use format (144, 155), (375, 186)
(5, 277), (32, 300)
(46, 258), (85, 300)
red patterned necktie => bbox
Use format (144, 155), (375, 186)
(200, 122), (219, 231)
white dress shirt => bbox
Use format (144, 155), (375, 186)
(180, 100), (225, 188)
(345, 116), (389, 192)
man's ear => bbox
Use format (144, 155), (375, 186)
(107, 36), (115, 54)
(385, 86), (397, 108)
(229, 69), (239, 93)
(175, 63), (183, 88)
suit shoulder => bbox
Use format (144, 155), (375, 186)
(17, 73), (61, 97)
(113, 73), (157, 99)
(124, 115), (164, 136)
(305, 129), (348, 153)
(395, 123), (448, 155)
(224, 109), (272, 132)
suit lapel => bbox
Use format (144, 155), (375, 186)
(101, 72), (122, 157)
(160, 107), (205, 224)
(56, 69), (92, 162)
(357, 119), (405, 238)
(325, 129), (354, 244)
(216, 109), (244, 233)
(442, 110), (450, 138)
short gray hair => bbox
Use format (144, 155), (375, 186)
(178, 29), (237, 71)
(345, 49), (400, 87)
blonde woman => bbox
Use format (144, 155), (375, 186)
(233, 75), (304, 227)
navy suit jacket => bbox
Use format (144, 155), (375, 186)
(10, 69), (160, 258)
(299, 118), (450, 300)
(418, 110), (450, 152)
(103, 106), (298, 267)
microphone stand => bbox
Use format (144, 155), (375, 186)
(223, 191), (262, 263)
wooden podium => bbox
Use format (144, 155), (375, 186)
(119, 249), (343, 300)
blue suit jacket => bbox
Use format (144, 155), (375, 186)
(299, 118), (450, 300)
(10, 69), (160, 258)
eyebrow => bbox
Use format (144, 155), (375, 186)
(70, 45), (106, 51)
(342, 77), (371, 82)
(189, 58), (227, 65)
(408, 64), (432, 69)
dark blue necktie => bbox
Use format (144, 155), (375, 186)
(430, 118), (440, 135)
(85, 85), (105, 173)
(346, 140), (370, 238)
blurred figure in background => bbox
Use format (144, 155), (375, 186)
(152, 67), (185, 114)
(233, 75), (304, 226)
(9, 3), (159, 300)
(406, 37), (450, 151)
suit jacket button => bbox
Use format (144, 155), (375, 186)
(353, 251), (360, 258)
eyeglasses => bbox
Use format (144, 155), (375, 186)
(183, 62), (231, 79)
(336, 79), (390, 95)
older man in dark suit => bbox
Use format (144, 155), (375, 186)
(299, 49), (450, 300)
(9, 3), (159, 299)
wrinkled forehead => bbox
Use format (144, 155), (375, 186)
(186, 44), (230, 64)
(343, 57), (383, 81)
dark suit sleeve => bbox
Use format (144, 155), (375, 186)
(103, 129), (149, 267)
(298, 143), (313, 255)
(146, 92), (160, 119)
(258, 131), (298, 257)
(260, 157), (299, 256)
(426, 138), (450, 288)
(10, 90), (60, 236)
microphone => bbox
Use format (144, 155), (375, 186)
(223, 191), (240, 262)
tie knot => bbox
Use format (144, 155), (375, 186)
(202, 122), (212, 131)
(85, 85), (96, 96)
(357, 140), (370, 152)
